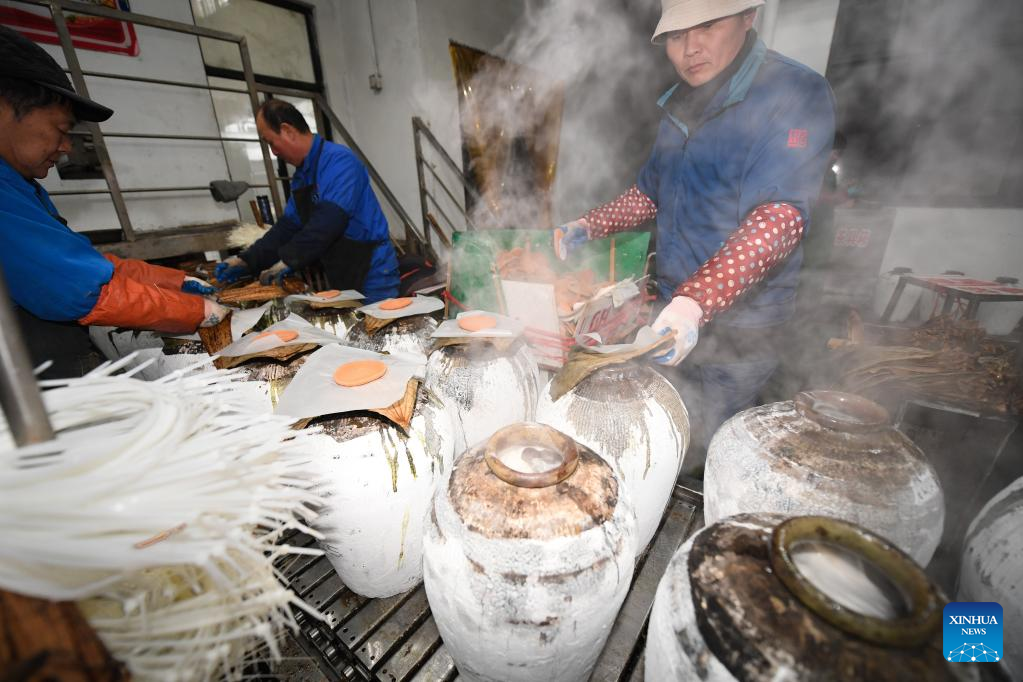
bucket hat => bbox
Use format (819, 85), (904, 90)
(652, 0), (764, 43)
(0, 25), (113, 121)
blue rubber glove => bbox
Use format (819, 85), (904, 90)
(181, 275), (216, 296)
(259, 260), (293, 286)
(553, 219), (590, 261)
(215, 256), (250, 284)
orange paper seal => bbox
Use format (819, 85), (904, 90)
(315, 289), (341, 298)
(457, 315), (498, 332)
(333, 359), (388, 387)
(379, 297), (413, 310)
(255, 330), (299, 343)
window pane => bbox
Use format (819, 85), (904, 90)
(192, 0), (316, 83)
(276, 95), (318, 134)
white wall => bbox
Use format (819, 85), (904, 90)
(880, 208), (1023, 282)
(3, 0), (242, 233)
(308, 0), (527, 245)
(763, 0), (840, 75)
(765, 0), (1023, 284)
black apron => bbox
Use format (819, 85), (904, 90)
(294, 141), (380, 292)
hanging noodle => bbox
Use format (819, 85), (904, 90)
(0, 356), (328, 681)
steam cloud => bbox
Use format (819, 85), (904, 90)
(452, 0), (670, 230)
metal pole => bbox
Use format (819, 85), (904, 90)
(411, 117), (485, 209)
(69, 130), (260, 143)
(411, 122), (430, 254)
(0, 265), (55, 446)
(424, 159), (477, 227)
(65, 68), (250, 94)
(17, 0), (243, 42)
(238, 37), (284, 220)
(50, 1), (135, 241)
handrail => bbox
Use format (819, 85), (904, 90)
(412, 116), (500, 248)
(412, 117), (483, 207)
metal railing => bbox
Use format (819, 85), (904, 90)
(9, 0), (426, 258)
(411, 115), (488, 253)
(11, 0), (283, 242)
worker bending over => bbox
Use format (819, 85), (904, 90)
(216, 100), (400, 303)
(0, 26), (225, 377)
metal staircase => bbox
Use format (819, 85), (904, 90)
(11, 0), (459, 266)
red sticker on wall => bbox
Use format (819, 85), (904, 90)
(787, 129), (808, 148)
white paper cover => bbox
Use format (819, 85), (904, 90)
(217, 314), (344, 358)
(358, 295), (444, 320)
(163, 302), (271, 342)
(431, 310), (524, 339)
(275, 344), (426, 419)
(285, 289), (364, 304)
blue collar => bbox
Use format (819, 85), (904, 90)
(0, 156), (62, 221)
(657, 38), (768, 136)
(295, 134), (323, 185)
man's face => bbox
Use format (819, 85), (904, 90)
(0, 100), (74, 179)
(665, 11), (756, 87)
(256, 113), (304, 166)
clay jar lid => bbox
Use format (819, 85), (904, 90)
(315, 289), (341, 298)
(255, 330), (299, 343)
(457, 314), (497, 332)
(333, 359), (388, 387)
(379, 297), (413, 311)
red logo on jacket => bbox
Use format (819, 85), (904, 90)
(787, 129), (808, 148)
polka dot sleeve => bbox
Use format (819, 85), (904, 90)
(676, 202), (804, 326)
(582, 185), (658, 238)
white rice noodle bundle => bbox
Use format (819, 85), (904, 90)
(0, 356), (326, 681)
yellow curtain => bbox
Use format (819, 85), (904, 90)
(449, 41), (564, 229)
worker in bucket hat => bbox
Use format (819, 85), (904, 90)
(0, 26), (226, 377)
(554, 0), (835, 467)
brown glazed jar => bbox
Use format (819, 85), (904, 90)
(645, 513), (979, 682)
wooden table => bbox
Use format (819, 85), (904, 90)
(881, 274), (1023, 322)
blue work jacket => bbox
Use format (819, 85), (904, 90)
(242, 135), (399, 302)
(0, 156), (112, 320)
(638, 39), (836, 327)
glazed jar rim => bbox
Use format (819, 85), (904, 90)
(484, 422), (580, 488)
(794, 391), (890, 434)
(770, 515), (942, 647)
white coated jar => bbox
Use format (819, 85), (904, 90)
(958, 476), (1023, 680)
(424, 337), (540, 452)
(345, 314), (438, 356)
(424, 423), (636, 682)
(308, 385), (457, 598)
(536, 361), (688, 555)
(704, 391), (945, 566)
(646, 513), (976, 682)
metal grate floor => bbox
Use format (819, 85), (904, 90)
(277, 483), (703, 682)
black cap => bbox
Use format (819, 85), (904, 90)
(0, 25), (113, 122)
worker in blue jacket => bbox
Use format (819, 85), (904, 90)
(555, 0), (835, 465)
(0, 26), (224, 377)
(216, 100), (399, 302)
